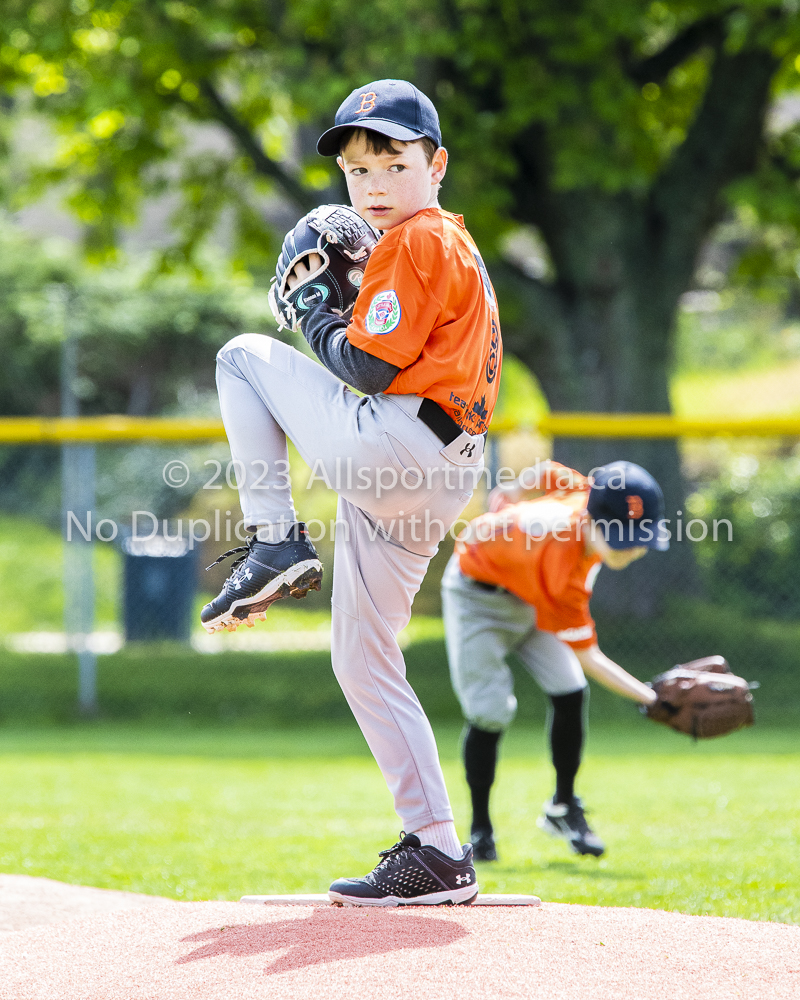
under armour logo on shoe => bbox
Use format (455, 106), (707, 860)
(455, 873), (472, 884)
(460, 442), (476, 458)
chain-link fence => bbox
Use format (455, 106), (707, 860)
(1, 422), (799, 716)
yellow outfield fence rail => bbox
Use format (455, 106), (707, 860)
(489, 414), (800, 438)
(0, 413), (800, 443)
(0, 416), (229, 444)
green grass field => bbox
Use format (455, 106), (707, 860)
(0, 721), (797, 924)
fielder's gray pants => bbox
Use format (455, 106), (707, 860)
(441, 555), (587, 731)
(216, 334), (484, 831)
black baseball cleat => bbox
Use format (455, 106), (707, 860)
(328, 832), (479, 907)
(200, 523), (322, 633)
(470, 827), (498, 862)
(536, 796), (606, 857)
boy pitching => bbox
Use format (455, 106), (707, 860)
(441, 459), (664, 861)
(202, 80), (502, 904)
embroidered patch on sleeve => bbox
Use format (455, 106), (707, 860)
(365, 290), (401, 334)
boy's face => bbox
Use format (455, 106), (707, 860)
(338, 134), (447, 230)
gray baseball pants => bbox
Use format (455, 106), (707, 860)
(216, 334), (484, 831)
(441, 555), (587, 731)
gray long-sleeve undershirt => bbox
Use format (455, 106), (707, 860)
(300, 305), (400, 396)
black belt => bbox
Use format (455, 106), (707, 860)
(473, 580), (499, 593)
(418, 397), (462, 445)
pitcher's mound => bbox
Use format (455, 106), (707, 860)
(1, 892), (798, 999)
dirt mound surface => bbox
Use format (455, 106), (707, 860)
(0, 874), (174, 933)
(1, 885), (798, 999)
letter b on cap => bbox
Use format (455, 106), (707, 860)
(626, 495), (644, 519)
(356, 92), (377, 113)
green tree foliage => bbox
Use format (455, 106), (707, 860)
(1, 2), (798, 373)
(0, 223), (73, 417)
(691, 451), (800, 618)
(0, 219), (275, 522)
(0, 220), (274, 417)
(3, 1), (800, 612)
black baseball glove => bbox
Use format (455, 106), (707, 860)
(643, 655), (756, 739)
(269, 204), (379, 332)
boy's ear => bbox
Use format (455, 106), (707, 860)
(336, 155), (344, 172)
(432, 147), (448, 185)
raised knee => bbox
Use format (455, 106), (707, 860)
(217, 332), (273, 363)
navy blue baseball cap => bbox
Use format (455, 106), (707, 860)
(317, 79), (442, 157)
(587, 461), (668, 551)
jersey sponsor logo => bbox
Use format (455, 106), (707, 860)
(626, 494), (644, 519)
(461, 394), (489, 434)
(366, 289), (401, 334)
(471, 395), (488, 422)
(472, 251), (497, 311)
(356, 92), (377, 113)
(485, 318), (500, 384)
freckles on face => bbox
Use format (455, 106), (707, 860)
(338, 137), (441, 229)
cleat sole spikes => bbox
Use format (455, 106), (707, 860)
(291, 574), (323, 599)
(200, 561), (323, 634)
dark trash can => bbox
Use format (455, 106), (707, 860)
(122, 536), (198, 643)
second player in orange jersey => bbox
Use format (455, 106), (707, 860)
(442, 459), (666, 861)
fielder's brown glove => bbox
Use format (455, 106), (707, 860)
(644, 655), (755, 739)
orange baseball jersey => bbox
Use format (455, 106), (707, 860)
(456, 464), (602, 648)
(346, 207), (502, 435)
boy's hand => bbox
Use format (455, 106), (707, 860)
(287, 254), (324, 291)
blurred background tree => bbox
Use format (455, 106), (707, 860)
(4, 2), (800, 404)
(1, 0), (800, 612)
(0, 218), (276, 523)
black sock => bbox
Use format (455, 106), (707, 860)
(549, 688), (585, 805)
(463, 725), (502, 833)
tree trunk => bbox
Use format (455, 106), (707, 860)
(493, 193), (693, 617)
(488, 41), (777, 618)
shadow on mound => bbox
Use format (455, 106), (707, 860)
(177, 907), (470, 976)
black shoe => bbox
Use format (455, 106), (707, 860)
(470, 827), (498, 862)
(328, 832), (479, 907)
(200, 523), (322, 633)
(536, 796), (606, 857)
